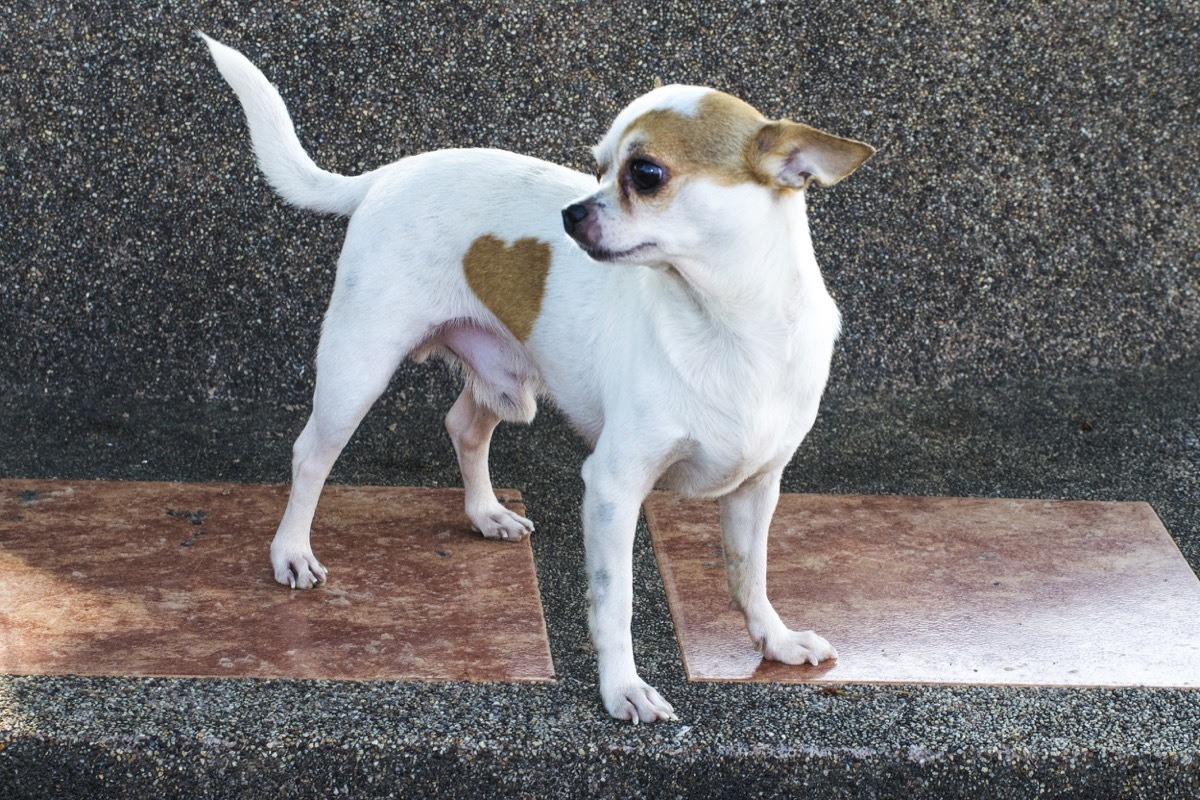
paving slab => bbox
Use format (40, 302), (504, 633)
(0, 480), (553, 683)
(645, 492), (1200, 687)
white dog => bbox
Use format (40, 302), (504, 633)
(201, 33), (874, 723)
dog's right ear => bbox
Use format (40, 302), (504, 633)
(749, 121), (876, 190)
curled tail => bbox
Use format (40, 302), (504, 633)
(198, 32), (372, 216)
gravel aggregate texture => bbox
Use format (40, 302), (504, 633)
(1, 0), (1198, 797)
(1, 1), (1197, 400)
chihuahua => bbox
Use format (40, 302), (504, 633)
(201, 33), (874, 723)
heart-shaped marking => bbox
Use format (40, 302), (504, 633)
(462, 234), (552, 342)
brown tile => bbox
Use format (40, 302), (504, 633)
(0, 480), (553, 682)
(645, 492), (1200, 687)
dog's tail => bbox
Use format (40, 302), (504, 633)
(198, 32), (372, 217)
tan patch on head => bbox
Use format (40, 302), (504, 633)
(616, 91), (874, 198)
(462, 235), (552, 342)
(623, 92), (769, 193)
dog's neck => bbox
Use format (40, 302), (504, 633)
(640, 192), (836, 392)
(656, 191), (827, 340)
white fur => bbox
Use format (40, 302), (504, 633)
(201, 33), (867, 723)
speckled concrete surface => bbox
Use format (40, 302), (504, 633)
(2, 1), (1199, 797)
(1, 2), (1197, 399)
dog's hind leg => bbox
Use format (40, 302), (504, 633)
(444, 388), (535, 541)
(270, 319), (409, 589)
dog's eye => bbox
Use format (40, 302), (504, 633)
(628, 159), (665, 193)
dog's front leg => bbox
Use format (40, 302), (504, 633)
(720, 469), (837, 666)
(582, 452), (676, 724)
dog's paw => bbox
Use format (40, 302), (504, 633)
(272, 548), (328, 589)
(761, 629), (838, 666)
(470, 504), (535, 542)
(602, 679), (677, 724)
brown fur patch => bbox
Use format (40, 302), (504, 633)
(620, 92), (873, 197)
(623, 92), (769, 195)
(462, 234), (552, 342)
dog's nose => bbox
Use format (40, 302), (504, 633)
(562, 203), (589, 236)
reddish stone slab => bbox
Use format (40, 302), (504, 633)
(645, 492), (1200, 687)
(0, 480), (553, 682)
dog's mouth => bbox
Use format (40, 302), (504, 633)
(580, 242), (655, 263)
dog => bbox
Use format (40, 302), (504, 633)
(200, 33), (874, 723)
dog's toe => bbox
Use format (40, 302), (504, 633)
(761, 629), (837, 666)
(273, 552), (327, 589)
(603, 680), (676, 724)
(472, 505), (535, 542)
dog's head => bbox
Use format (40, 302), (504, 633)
(562, 85), (875, 268)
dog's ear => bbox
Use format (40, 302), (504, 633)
(749, 121), (875, 190)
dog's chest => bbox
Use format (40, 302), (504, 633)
(662, 393), (818, 496)
(529, 249), (839, 495)
(657, 325), (835, 497)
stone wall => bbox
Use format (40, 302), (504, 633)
(2, 1), (1196, 401)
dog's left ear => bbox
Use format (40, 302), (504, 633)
(750, 121), (876, 190)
